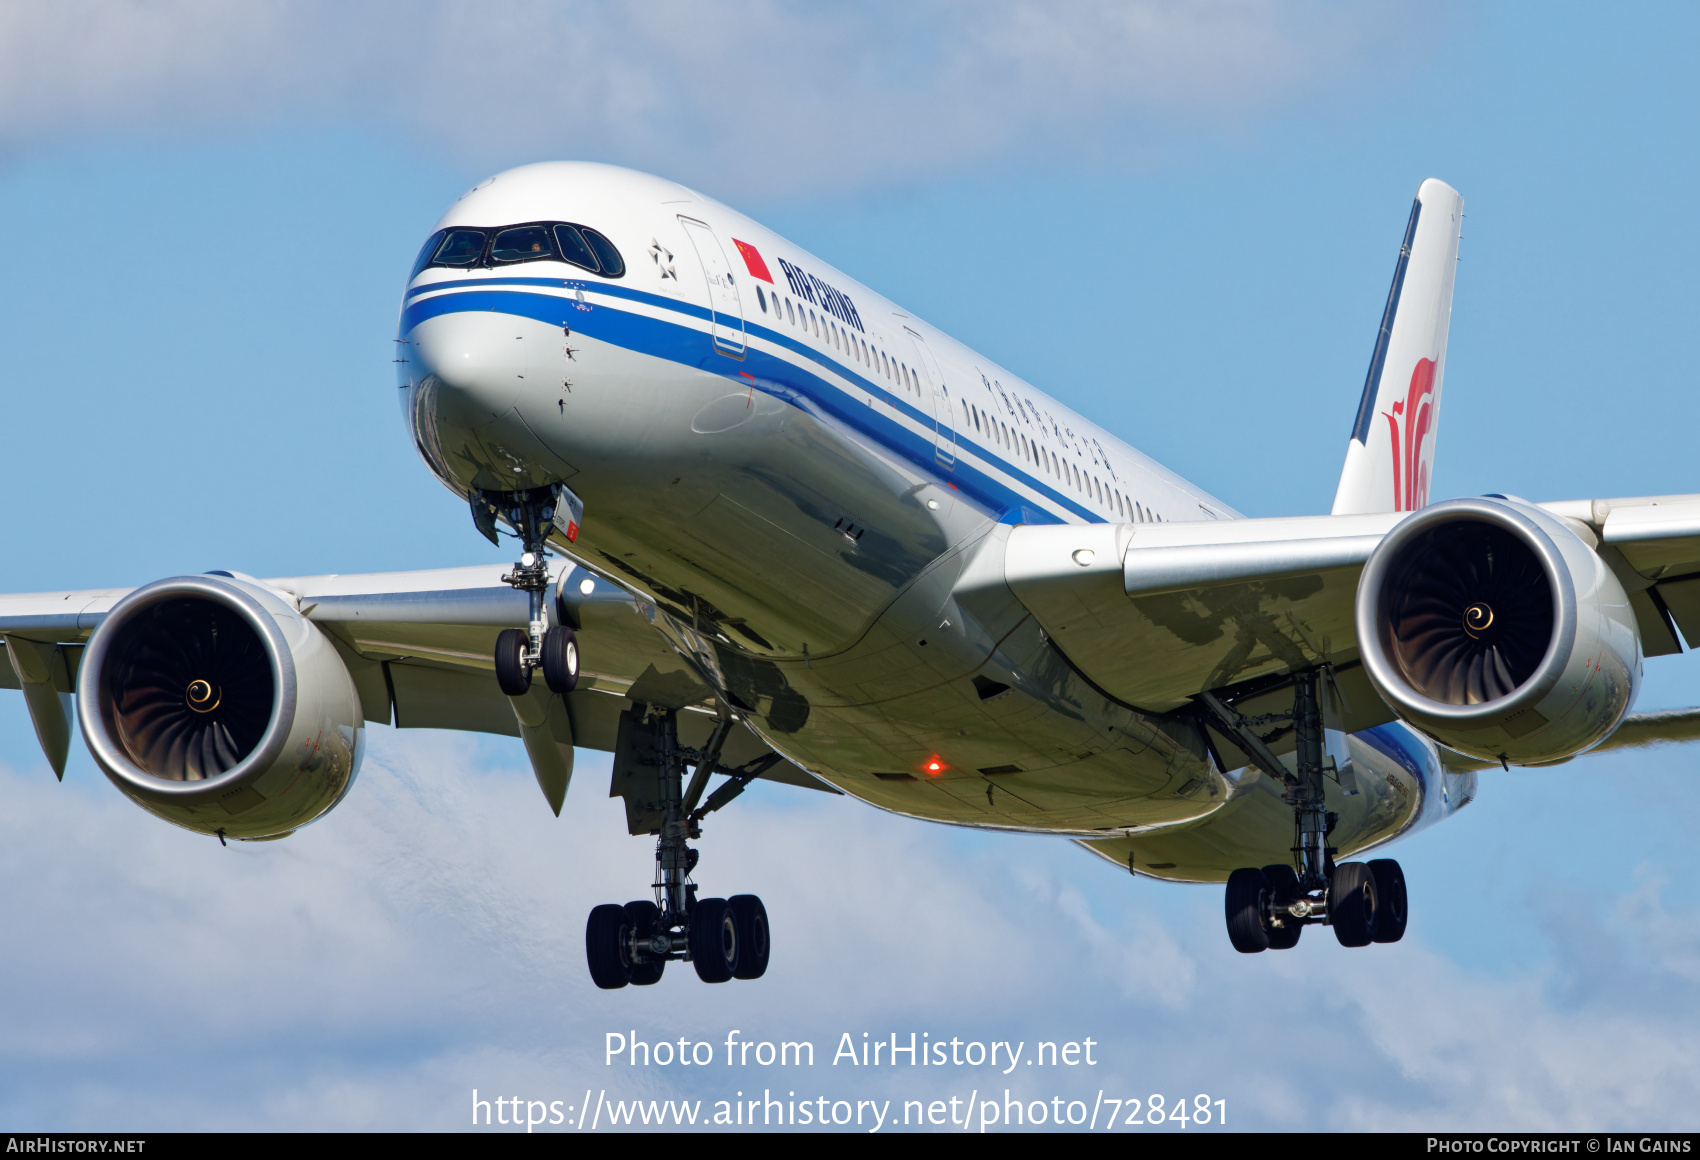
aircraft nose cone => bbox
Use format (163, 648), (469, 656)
(409, 312), (532, 416)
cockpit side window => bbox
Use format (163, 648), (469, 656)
(580, 228), (625, 277)
(552, 225), (600, 273)
(491, 225), (555, 264)
(410, 229), (448, 282)
(433, 229), (487, 267)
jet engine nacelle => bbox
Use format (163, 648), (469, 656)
(77, 574), (364, 840)
(1355, 497), (1640, 766)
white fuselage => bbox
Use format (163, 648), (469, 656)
(396, 161), (1475, 881)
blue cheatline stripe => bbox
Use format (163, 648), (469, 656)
(401, 280), (1099, 524)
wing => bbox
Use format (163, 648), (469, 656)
(973, 512), (1403, 714)
(1539, 495), (1700, 656)
(962, 492), (1700, 724)
(0, 561), (828, 809)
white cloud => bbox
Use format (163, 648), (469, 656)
(3, 725), (1699, 1131)
(0, 0), (1432, 195)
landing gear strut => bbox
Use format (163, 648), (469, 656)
(586, 705), (777, 988)
(477, 485), (581, 696)
(1201, 669), (1408, 952)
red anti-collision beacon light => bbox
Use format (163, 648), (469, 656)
(924, 758), (944, 776)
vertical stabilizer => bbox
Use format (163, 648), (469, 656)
(1331, 179), (1464, 515)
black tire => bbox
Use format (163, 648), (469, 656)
(729, 895), (770, 980)
(1261, 864), (1303, 950)
(1224, 868), (1269, 953)
(585, 903), (631, 989)
(689, 897), (738, 983)
(495, 628), (531, 696)
(1329, 862), (1378, 948)
(624, 900), (665, 985)
(1368, 859), (1408, 943)
(542, 625), (580, 694)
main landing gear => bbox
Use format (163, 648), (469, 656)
(1201, 670), (1409, 953)
(586, 706), (776, 989)
(479, 485), (581, 697)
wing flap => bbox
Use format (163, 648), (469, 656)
(1655, 576), (1700, 650)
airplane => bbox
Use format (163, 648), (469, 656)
(6, 162), (1699, 987)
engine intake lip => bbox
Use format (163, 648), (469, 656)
(1357, 497), (1578, 723)
(77, 575), (298, 801)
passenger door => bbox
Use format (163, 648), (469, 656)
(679, 217), (746, 357)
(905, 327), (955, 468)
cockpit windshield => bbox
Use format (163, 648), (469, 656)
(434, 229), (487, 266)
(491, 225), (553, 263)
(409, 221), (626, 280)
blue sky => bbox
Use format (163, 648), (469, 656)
(1, 0), (1698, 1132)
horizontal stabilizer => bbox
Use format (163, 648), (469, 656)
(1441, 707), (1700, 772)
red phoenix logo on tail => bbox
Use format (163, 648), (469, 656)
(1382, 357), (1436, 511)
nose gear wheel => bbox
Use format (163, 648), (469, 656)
(480, 484), (585, 700)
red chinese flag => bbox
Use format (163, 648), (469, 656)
(733, 239), (774, 283)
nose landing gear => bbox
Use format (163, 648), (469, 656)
(1203, 670), (1410, 953)
(586, 705), (776, 989)
(478, 485), (584, 697)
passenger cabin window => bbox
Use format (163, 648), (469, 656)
(757, 285), (768, 312)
